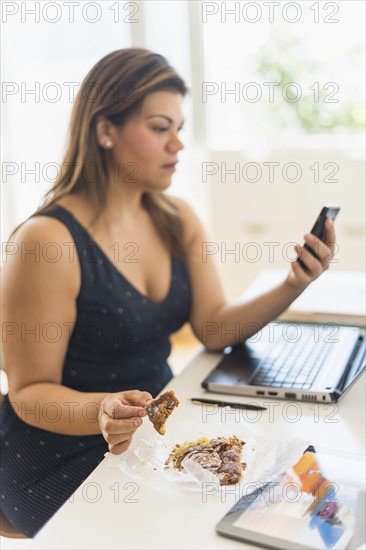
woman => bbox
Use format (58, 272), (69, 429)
(0, 48), (335, 537)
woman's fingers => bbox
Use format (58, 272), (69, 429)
(101, 415), (143, 435)
(108, 437), (133, 455)
(302, 218), (335, 261)
(303, 234), (333, 264)
(109, 400), (146, 420)
(100, 413), (141, 453)
(296, 245), (324, 277)
(122, 390), (153, 408)
(324, 217), (336, 248)
(102, 419), (141, 445)
(297, 229), (334, 273)
(289, 259), (312, 288)
(99, 390), (152, 454)
(288, 217), (337, 290)
(101, 393), (148, 421)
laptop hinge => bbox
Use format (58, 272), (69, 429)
(335, 336), (365, 394)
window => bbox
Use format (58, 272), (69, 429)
(2, 2), (132, 237)
(201, 0), (365, 149)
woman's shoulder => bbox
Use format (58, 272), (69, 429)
(166, 194), (208, 247)
(6, 209), (80, 281)
(13, 195), (91, 243)
(166, 194), (200, 228)
(12, 212), (71, 244)
(4, 212), (81, 298)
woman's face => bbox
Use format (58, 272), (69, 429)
(109, 90), (185, 191)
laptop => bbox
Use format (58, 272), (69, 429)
(201, 322), (366, 403)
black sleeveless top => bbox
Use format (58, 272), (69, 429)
(0, 205), (191, 536)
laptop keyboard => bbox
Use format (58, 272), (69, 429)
(250, 325), (333, 390)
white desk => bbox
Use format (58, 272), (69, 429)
(30, 348), (365, 550)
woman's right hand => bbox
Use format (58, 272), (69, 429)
(99, 390), (152, 454)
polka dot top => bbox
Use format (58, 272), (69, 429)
(0, 204), (191, 536)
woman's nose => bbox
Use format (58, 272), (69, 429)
(167, 134), (184, 153)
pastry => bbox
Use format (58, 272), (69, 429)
(166, 435), (246, 485)
(145, 390), (179, 435)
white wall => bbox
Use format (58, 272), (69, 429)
(206, 142), (365, 299)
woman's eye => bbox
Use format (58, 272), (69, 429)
(153, 127), (168, 133)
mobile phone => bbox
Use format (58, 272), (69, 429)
(297, 205), (340, 271)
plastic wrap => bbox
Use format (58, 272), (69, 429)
(105, 423), (308, 497)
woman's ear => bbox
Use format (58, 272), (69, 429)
(95, 115), (114, 149)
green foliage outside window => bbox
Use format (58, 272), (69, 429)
(254, 29), (365, 133)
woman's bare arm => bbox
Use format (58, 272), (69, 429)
(1, 216), (110, 435)
(171, 197), (335, 351)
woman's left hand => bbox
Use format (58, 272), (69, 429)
(286, 217), (336, 291)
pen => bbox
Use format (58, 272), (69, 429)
(190, 398), (267, 411)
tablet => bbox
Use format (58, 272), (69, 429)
(216, 446), (365, 550)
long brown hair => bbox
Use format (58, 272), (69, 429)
(12, 48), (188, 256)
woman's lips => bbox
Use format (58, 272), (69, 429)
(162, 163), (177, 172)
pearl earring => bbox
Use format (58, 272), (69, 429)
(105, 140), (112, 148)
